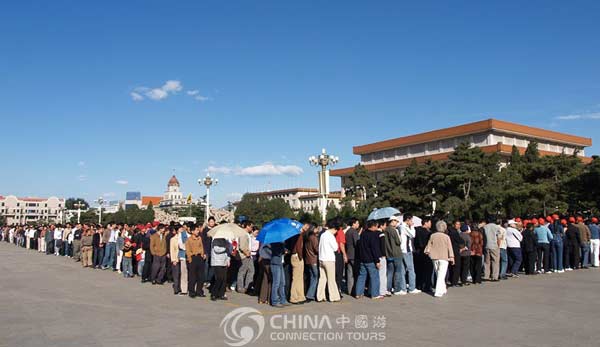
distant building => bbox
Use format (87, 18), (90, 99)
(142, 196), (162, 209)
(159, 175), (193, 209)
(125, 191), (142, 210)
(246, 188), (342, 212)
(0, 195), (65, 225)
(103, 200), (121, 214)
(331, 118), (593, 184)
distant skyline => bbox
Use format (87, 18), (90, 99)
(1, 1), (600, 207)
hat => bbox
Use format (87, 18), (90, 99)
(592, 217), (599, 224)
(546, 216), (553, 223)
(508, 219), (517, 226)
(577, 216), (584, 222)
(523, 220), (530, 227)
(152, 221), (160, 227)
(568, 217), (576, 223)
(460, 224), (469, 232)
(514, 217), (522, 223)
(561, 219), (567, 226)
(552, 214), (559, 221)
(146, 223), (152, 228)
(389, 215), (401, 222)
(538, 218), (545, 225)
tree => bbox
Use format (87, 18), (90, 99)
(311, 206), (323, 225)
(343, 164), (377, 201)
(326, 203), (340, 220)
(65, 198), (89, 210)
(235, 194), (295, 226)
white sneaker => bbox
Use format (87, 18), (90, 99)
(409, 289), (422, 294)
(558, 270), (565, 273)
(394, 290), (407, 296)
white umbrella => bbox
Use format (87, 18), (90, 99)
(207, 223), (247, 240)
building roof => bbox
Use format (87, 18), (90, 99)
(332, 143), (593, 177)
(168, 175), (180, 186)
(298, 192), (343, 200)
(353, 119), (592, 155)
(142, 196), (162, 206)
(0, 196), (64, 202)
(248, 188), (319, 196)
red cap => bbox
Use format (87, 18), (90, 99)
(552, 214), (559, 221)
(152, 221), (160, 227)
(538, 218), (545, 225)
(523, 219), (530, 227)
(546, 216), (553, 223)
(569, 217), (576, 223)
(592, 217), (598, 224)
(577, 216), (584, 222)
(146, 223), (152, 228)
(515, 217), (522, 223)
(560, 219), (567, 226)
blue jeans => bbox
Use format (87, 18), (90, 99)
(102, 242), (116, 268)
(386, 257), (403, 293)
(507, 247), (522, 274)
(499, 248), (508, 278)
(123, 257), (133, 277)
(581, 244), (591, 267)
(137, 260), (144, 277)
(355, 262), (380, 298)
(550, 240), (563, 271)
(400, 252), (416, 291)
(306, 264), (319, 300)
(270, 264), (288, 305)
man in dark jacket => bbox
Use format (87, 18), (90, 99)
(354, 220), (383, 299)
(413, 218), (433, 292)
(344, 218), (360, 296)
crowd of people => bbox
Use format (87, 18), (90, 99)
(1, 213), (599, 304)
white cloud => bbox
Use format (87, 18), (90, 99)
(187, 90), (200, 96)
(130, 92), (144, 101)
(555, 112), (600, 120)
(77, 175), (87, 182)
(115, 180), (129, 185)
(131, 80), (183, 101)
(77, 161), (85, 167)
(103, 192), (116, 198)
(238, 163), (303, 176)
(206, 163), (303, 177)
(194, 95), (212, 102)
(206, 166), (234, 175)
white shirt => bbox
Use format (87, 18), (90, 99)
(109, 229), (117, 243)
(318, 230), (338, 262)
(506, 227), (522, 248)
(54, 229), (62, 240)
(399, 222), (416, 253)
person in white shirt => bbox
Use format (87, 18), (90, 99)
(505, 220), (523, 277)
(54, 227), (63, 256)
(399, 214), (421, 294)
(317, 222), (341, 302)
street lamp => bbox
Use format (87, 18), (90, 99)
(199, 173), (218, 225)
(96, 197), (105, 224)
(73, 202), (84, 224)
(309, 148), (339, 225)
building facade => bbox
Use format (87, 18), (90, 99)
(159, 175), (192, 208)
(0, 195), (65, 225)
(247, 188), (342, 212)
(331, 119), (593, 185)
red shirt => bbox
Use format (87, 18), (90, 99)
(335, 228), (346, 253)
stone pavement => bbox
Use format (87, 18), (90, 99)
(1, 241), (599, 347)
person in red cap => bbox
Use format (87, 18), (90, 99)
(575, 216), (591, 268)
(521, 222), (537, 275)
(548, 214), (565, 273)
(533, 218), (553, 274)
(564, 217), (581, 270)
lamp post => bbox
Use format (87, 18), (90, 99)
(309, 148), (339, 225)
(199, 173), (218, 225)
(96, 197), (105, 224)
(73, 202), (84, 224)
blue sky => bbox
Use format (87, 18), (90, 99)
(1, 1), (599, 207)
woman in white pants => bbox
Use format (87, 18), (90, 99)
(425, 221), (455, 298)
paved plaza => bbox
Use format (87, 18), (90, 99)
(1, 242), (599, 347)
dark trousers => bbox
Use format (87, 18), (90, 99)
(507, 247), (522, 274)
(536, 243), (550, 272)
(142, 251), (153, 280)
(460, 255), (470, 284)
(449, 253), (461, 285)
(151, 255), (166, 282)
(414, 251), (433, 292)
(188, 256), (205, 296)
(525, 251), (536, 274)
(211, 266), (228, 299)
(257, 259), (271, 303)
(470, 255), (483, 284)
(172, 262), (181, 293)
(335, 252), (344, 294)
(564, 244), (580, 269)
(93, 246), (104, 267)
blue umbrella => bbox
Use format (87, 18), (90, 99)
(367, 207), (401, 221)
(257, 218), (303, 244)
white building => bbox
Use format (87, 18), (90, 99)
(247, 188), (343, 212)
(0, 195), (65, 225)
(159, 175), (191, 208)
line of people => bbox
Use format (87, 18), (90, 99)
(2, 213), (599, 304)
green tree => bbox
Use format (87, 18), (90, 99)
(326, 203), (340, 220)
